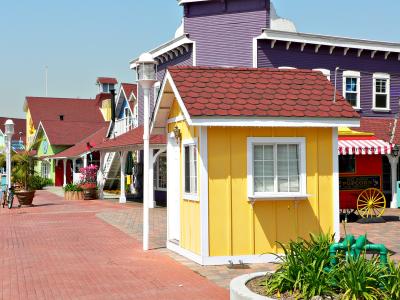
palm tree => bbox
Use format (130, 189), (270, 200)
(12, 151), (38, 191)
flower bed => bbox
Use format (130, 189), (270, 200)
(232, 234), (400, 300)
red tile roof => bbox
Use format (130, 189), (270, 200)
(353, 117), (400, 144)
(50, 126), (109, 158)
(167, 66), (359, 119)
(26, 97), (104, 128)
(121, 83), (137, 100)
(94, 126), (166, 151)
(95, 93), (112, 106)
(97, 77), (118, 85)
(0, 117), (26, 142)
(40, 120), (107, 146)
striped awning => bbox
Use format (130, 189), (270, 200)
(338, 138), (392, 155)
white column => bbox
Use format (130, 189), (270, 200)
(119, 151), (128, 204)
(63, 159), (67, 187)
(387, 155), (399, 209)
(148, 149), (155, 209)
(5, 136), (12, 189)
(72, 159), (77, 183)
(143, 87), (150, 251)
(98, 152), (106, 200)
(83, 155), (88, 168)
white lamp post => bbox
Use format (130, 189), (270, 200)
(137, 52), (157, 251)
(4, 120), (15, 189)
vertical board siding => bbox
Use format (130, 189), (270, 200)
(208, 127), (333, 256)
(185, 10), (267, 67)
(258, 40), (400, 117)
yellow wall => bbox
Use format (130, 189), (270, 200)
(168, 100), (201, 255)
(208, 127), (334, 256)
(26, 109), (36, 148)
(100, 99), (112, 121)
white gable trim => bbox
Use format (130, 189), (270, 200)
(31, 121), (51, 149)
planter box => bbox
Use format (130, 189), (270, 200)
(64, 191), (84, 200)
(15, 190), (35, 206)
(230, 272), (274, 300)
(83, 188), (97, 200)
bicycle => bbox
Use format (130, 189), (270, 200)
(1, 185), (15, 209)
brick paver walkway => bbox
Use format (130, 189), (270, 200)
(0, 191), (228, 299)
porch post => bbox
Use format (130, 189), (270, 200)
(387, 155), (399, 209)
(98, 151), (106, 200)
(63, 159), (67, 187)
(72, 159), (77, 183)
(149, 149), (155, 209)
(119, 151), (128, 204)
(83, 155), (88, 168)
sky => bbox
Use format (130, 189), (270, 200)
(0, 0), (399, 118)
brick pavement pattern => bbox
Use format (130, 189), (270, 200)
(0, 191), (228, 300)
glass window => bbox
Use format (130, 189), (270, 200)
(184, 144), (197, 194)
(343, 71), (360, 108)
(154, 154), (167, 190)
(253, 143), (301, 194)
(374, 74), (390, 110)
(339, 155), (356, 174)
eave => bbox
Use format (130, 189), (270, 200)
(130, 35), (193, 69)
(177, 0), (212, 4)
(260, 29), (400, 60)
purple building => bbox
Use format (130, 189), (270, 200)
(130, 0), (400, 208)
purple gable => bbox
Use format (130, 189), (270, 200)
(184, 0), (270, 67)
(258, 40), (400, 117)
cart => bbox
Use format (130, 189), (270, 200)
(340, 187), (386, 218)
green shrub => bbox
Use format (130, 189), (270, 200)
(28, 175), (53, 190)
(381, 260), (400, 300)
(63, 183), (83, 192)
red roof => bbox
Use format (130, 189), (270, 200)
(26, 97), (104, 128)
(353, 117), (400, 144)
(97, 77), (118, 85)
(0, 117), (26, 142)
(50, 126), (109, 158)
(168, 66), (359, 119)
(40, 120), (107, 146)
(95, 93), (112, 106)
(121, 83), (137, 100)
(94, 126), (165, 151)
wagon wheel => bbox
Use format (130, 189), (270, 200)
(357, 188), (386, 218)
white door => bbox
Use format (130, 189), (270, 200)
(167, 134), (181, 242)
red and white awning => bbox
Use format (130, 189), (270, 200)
(338, 138), (392, 155)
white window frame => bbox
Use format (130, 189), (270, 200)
(278, 66), (297, 70)
(313, 68), (331, 81)
(41, 161), (50, 179)
(182, 138), (198, 201)
(247, 137), (307, 200)
(372, 73), (390, 111)
(342, 70), (361, 110)
(154, 81), (161, 102)
(154, 153), (167, 191)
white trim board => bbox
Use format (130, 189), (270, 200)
(167, 241), (280, 266)
(189, 117), (360, 128)
(332, 128), (340, 242)
(199, 127), (209, 257)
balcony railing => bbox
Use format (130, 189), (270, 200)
(113, 117), (135, 137)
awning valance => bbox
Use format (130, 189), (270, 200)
(338, 138), (392, 155)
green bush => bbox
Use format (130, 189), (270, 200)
(63, 183), (83, 192)
(265, 234), (400, 300)
(28, 175), (53, 190)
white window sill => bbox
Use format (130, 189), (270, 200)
(372, 108), (391, 112)
(248, 193), (311, 201)
(352, 107), (361, 111)
(183, 193), (199, 202)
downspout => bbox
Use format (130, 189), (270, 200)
(333, 67), (339, 102)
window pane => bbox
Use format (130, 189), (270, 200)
(254, 145), (263, 160)
(375, 94), (387, 108)
(278, 177), (289, 192)
(263, 145), (274, 160)
(289, 176), (300, 192)
(263, 161), (274, 177)
(345, 93), (357, 107)
(254, 177), (264, 192)
(264, 177), (274, 192)
(346, 78), (357, 92)
(277, 145), (288, 160)
(289, 161), (299, 176)
(184, 146), (190, 193)
(288, 145), (298, 160)
(376, 79), (387, 93)
(277, 161), (288, 177)
(254, 163), (263, 177)
(339, 155), (356, 173)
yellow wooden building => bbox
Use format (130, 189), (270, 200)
(151, 66), (359, 265)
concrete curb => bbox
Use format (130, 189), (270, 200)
(229, 272), (275, 300)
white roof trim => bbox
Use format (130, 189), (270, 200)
(31, 121), (51, 149)
(189, 117), (360, 128)
(259, 29), (400, 54)
(150, 70), (192, 133)
(178, 0), (212, 4)
(130, 35), (194, 69)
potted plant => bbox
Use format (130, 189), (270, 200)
(12, 151), (38, 206)
(79, 164), (98, 200)
(64, 183), (84, 200)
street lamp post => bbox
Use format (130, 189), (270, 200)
(389, 145), (399, 208)
(137, 52), (157, 251)
(4, 120), (15, 189)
